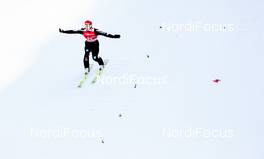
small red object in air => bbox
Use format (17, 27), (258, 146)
(213, 79), (221, 83)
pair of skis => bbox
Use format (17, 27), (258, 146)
(78, 60), (109, 88)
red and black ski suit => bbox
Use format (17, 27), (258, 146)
(60, 28), (120, 69)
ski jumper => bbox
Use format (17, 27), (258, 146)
(61, 28), (118, 69)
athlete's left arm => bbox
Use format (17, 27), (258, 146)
(95, 29), (121, 38)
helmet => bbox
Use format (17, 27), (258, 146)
(84, 20), (92, 25)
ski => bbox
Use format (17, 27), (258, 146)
(91, 59), (109, 84)
(77, 64), (93, 88)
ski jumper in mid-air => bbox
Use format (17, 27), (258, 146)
(59, 20), (121, 74)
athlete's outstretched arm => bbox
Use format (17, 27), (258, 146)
(95, 29), (121, 38)
(59, 28), (83, 34)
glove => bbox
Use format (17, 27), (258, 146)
(113, 34), (121, 38)
(59, 28), (64, 33)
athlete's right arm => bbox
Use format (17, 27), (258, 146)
(59, 28), (83, 34)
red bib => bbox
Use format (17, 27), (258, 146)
(83, 29), (98, 42)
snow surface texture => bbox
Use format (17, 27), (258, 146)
(0, 0), (264, 159)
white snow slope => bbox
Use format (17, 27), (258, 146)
(0, 0), (264, 159)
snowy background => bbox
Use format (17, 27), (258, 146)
(0, 0), (264, 158)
